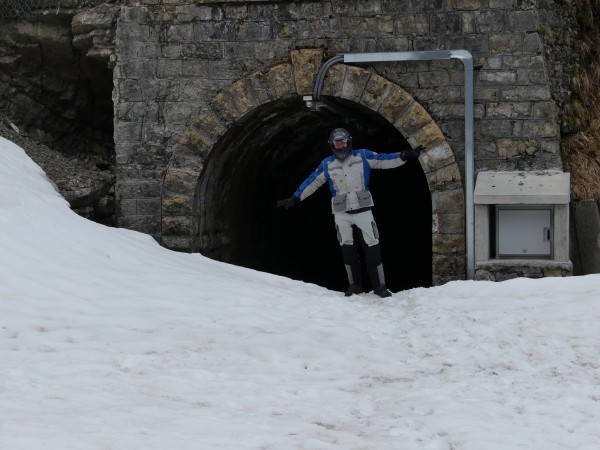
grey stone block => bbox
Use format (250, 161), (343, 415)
(573, 200), (600, 274)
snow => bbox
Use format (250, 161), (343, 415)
(1, 134), (600, 449)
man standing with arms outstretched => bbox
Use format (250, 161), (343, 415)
(277, 127), (422, 298)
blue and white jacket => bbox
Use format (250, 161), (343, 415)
(294, 149), (407, 214)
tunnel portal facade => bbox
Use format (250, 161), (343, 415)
(162, 51), (464, 287)
(113, 0), (568, 288)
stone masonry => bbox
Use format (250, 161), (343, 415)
(112, 0), (573, 285)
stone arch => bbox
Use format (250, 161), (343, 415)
(162, 49), (466, 286)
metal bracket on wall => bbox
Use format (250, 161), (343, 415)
(306, 50), (475, 280)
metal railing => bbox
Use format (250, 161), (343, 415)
(0, 0), (66, 17)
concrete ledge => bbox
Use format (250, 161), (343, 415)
(474, 171), (570, 204)
(475, 259), (572, 281)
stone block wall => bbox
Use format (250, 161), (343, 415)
(112, 0), (575, 283)
(114, 0), (568, 231)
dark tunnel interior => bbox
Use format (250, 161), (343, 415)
(200, 96), (432, 293)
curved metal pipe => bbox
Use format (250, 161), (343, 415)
(313, 54), (344, 102)
(308, 50), (475, 280)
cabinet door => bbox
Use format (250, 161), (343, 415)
(497, 208), (552, 258)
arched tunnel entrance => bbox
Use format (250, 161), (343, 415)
(198, 96), (432, 293)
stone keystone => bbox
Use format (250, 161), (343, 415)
(291, 48), (324, 96)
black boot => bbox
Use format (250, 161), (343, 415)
(345, 284), (363, 296)
(373, 280), (392, 298)
(341, 244), (362, 296)
(364, 244), (392, 298)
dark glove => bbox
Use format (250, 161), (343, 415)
(400, 144), (425, 161)
(277, 195), (300, 210)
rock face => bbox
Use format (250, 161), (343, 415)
(0, 117), (114, 224)
(0, 1), (118, 223)
(71, 1), (118, 70)
(0, 1), (117, 154)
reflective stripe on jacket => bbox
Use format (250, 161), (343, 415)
(293, 149), (406, 213)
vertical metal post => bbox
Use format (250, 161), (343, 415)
(450, 50), (475, 280)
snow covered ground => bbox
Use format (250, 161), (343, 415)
(1, 135), (599, 449)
